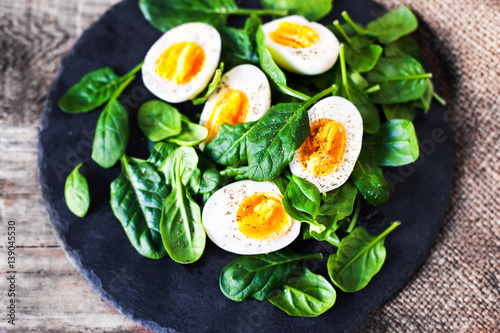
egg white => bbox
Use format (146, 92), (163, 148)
(142, 22), (221, 103)
(262, 15), (339, 75)
(289, 96), (363, 192)
(202, 180), (301, 255)
(199, 64), (271, 149)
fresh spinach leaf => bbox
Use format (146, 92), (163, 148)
(268, 267), (336, 317)
(256, 27), (310, 101)
(192, 62), (224, 105)
(219, 249), (322, 301)
(350, 153), (390, 205)
(282, 175), (321, 225)
(336, 48), (380, 134)
(364, 6), (418, 44)
(308, 181), (358, 243)
(148, 142), (179, 169)
(362, 119), (419, 167)
(64, 163), (90, 217)
(272, 176), (289, 195)
(91, 86), (131, 169)
(260, 0), (332, 21)
(138, 100), (182, 142)
(160, 156), (205, 264)
(414, 78), (433, 112)
(219, 16), (261, 68)
(159, 146), (199, 191)
(204, 121), (256, 166)
(245, 86), (337, 181)
(139, 0), (287, 32)
(328, 221), (400, 292)
(220, 166), (250, 180)
(349, 71), (369, 90)
(59, 62), (143, 114)
(110, 156), (169, 259)
(364, 57), (432, 104)
(382, 103), (416, 121)
(333, 21), (382, 73)
(384, 35), (423, 63)
(167, 117), (208, 146)
(197, 153), (221, 194)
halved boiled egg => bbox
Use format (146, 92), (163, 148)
(142, 22), (221, 103)
(202, 180), (301, 255)
(199, 64), (271, 148)
(289, 96), (363, 192)
(262, 15), (339, 75)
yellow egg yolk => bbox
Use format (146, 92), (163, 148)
(270, 22), (319, 48)
(204, 89), (249, 143)
(298, 118), (347, 177)
(236, 192), (293, 240)
(155, 41), (205, 84)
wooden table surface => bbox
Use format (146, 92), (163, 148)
(1, 0), (499, 332)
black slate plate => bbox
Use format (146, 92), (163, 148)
(38, 0), (454, 332)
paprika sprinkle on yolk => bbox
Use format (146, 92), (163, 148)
(204, 89), (249, 143)
(298, 118), (347, 177)
(155, 41), (205, 84)
(270, 22), (319, 48)
(236, 192), (293, 240)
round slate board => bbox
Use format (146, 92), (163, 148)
(38, 0), (454, 332)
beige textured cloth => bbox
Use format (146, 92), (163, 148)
(361, 0), (500, 332)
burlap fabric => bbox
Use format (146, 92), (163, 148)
(361, 0), (500, 331)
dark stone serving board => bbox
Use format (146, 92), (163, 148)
(38, 0), (454, 332)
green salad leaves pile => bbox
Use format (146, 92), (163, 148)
(60, 0), (444, 318)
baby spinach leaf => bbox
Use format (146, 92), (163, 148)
(364, 57), (432, 104)
(204, 121), (256, 166)
(110, 156), (169, 259)
(64, 163), (90, 217)
(362, 119), (419, 167)
(309, 181), (358, 242)
(350, 153), (390, 205)
(59, 62), (143, 114)
(382, 103), (416, 121)
(336, 49), (380, 134)
(140, 0), (287, 32)
(59, 68), (123, 114)
(245, 103), (307, 181)
(414, 79), (433, 112)
(148, 142), (179, 169)
(272, 176), (289, 195)
(328, 221), (400, 292)
(349, 71), (369, 90)
(91, 98), (129, 169)
(260, 0), (332, 21)
(333, 21), (382, 73)
(364, 6), (418, 44)
(219, 249), (322, 302)
(192, 62), (224, 105)
(384, 35), (423, 63)
(282, 175), (321, 225)
(220, 166), (250, 180)
(220, 16), (261, 68)
(139, 0), (238, 31)
(160, 156), (205, 264)
(197, 154), (221, 194)
(167, 118), (208, 146)
(159, 146), (199, 190)
(245, 86), (337, 181)
(138, 100), (182, 142)
(268, 267), (336, 317)
(256, 27), (310, 101)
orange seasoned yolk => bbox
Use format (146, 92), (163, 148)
(155, 41), (205, 84)
(298, 118), (346, 177)
(236, 192), (293, 240)
(270, 22), (319, 48)
(204, 89), (249, 143)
